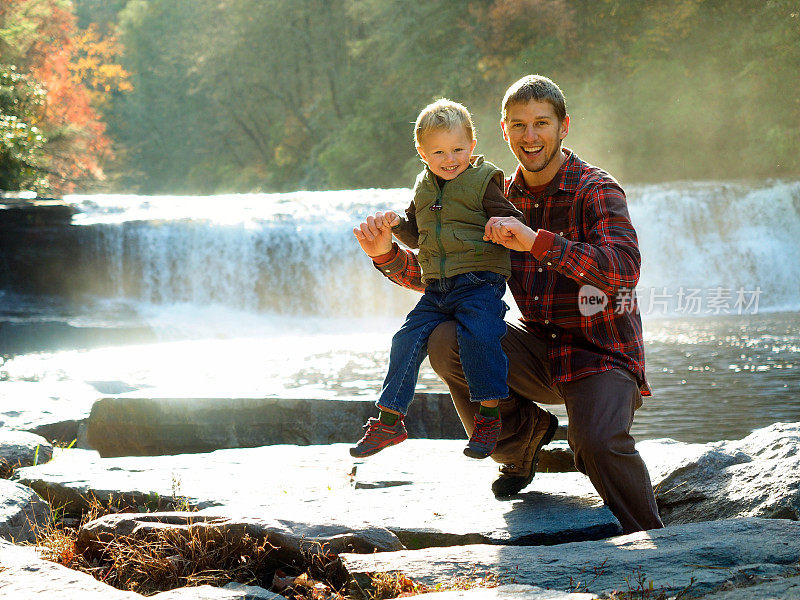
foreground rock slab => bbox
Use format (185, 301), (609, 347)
(410, 585), (594, 600)
(15, 440), (620, 548)
(86, 394), (465, 456)
(0, 539), (140, 599)
(0, 539), (281, 599)
(699, 575), (800, 599)
(0, 478), (52, 543)
(340, 517), (800, 599)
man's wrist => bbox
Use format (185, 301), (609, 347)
(530, 229), (554, 258)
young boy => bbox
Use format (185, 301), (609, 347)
(350, 99), (524, 460)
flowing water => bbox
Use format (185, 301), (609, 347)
(1, 181), (798, 443)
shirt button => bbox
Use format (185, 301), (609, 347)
(537, 268), (543, 272)
(533, 296), (539, 300)
(579, 272), (584, 277)
(551, 333), (557, 339)
(534, 203), (539, 208)
(385, 269), (391, 273)
(544, 319), (549, 324)
(546, 262), (552, 266)
(558, 232), (563, 236)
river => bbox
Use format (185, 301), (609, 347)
(1, 181), (798, 444)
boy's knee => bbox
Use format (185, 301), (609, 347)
(427, 321), (459, 375)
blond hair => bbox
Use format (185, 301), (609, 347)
(414, 98), (475, 146)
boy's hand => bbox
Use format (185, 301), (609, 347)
(353, 212), (396, 258)
(483, 216), (537, 252)
(381, 211), (401, 228)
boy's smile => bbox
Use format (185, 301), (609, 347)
(416, 127), (477, 181)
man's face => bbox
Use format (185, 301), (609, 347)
(501, 100), (569, 183)
(416, 127), (477, 181)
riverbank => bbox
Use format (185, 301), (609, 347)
(2, 420), (800, 598)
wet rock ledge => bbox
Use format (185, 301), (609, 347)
(0, 196), (75, 228)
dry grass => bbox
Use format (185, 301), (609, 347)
(81, 526), (277, 595)
(0, 458), (19, 479)
(29, 494), (348, 598)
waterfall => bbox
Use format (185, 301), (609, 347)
(61, 180), (800, 318)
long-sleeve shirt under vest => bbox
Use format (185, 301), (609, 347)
(373, 148), (651, 396)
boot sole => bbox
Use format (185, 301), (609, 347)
(463, 447), (492, 459)
(349, 433), (408, 458)
(492, 412), (559, 497)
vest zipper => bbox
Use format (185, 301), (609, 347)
(432, 188), (446, 277)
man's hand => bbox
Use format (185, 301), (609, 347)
(483, 216), (537, 252)
(353, 211), (399, 258)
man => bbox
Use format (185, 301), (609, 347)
(354, 75), (663, 534)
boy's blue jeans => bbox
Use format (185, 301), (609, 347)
(377, 270), (509, 414)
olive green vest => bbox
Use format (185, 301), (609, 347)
(413, 156), (511, 282)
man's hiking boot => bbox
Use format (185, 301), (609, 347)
(492, 411), (558, 497)
(463, 413), (502, 459)
(350, 417), (408, 458)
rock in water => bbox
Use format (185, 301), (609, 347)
(86, 394), (465, 457)
(653, 421), (800, 524)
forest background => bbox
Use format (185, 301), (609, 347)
(1, 0), (799, 196)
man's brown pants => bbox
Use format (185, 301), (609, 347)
(427, 320), (663, 534)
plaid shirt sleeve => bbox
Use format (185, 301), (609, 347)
(531, 179), (641, 294)
(372, 243), (425, 292)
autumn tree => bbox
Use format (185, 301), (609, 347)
(0, 0), (130, 194)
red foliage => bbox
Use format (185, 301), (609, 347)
(3, 0), (119, 193)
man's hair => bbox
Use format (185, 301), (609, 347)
(414, 98), (475, 146)
(501, 75), (567, 122)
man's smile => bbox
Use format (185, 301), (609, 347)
(521, 145), (544, 157)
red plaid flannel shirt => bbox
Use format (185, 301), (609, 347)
(373, 148), (651, 396)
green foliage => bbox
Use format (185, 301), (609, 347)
(77, 0), (800, 192)
(0, 64), (49, 193)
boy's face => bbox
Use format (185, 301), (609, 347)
(416, 127), (477, 181)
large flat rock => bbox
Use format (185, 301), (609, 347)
(86, 394), (466, 457)
(339, 517), (800, 599)
(14, 440), (621, 548)
(0, 539), (140, 599)
(699, 575), (800, 599)
(408, 586), (594, 600)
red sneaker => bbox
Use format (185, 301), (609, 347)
(463, 413), (501, 459)
(350, 417), (408, 458)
